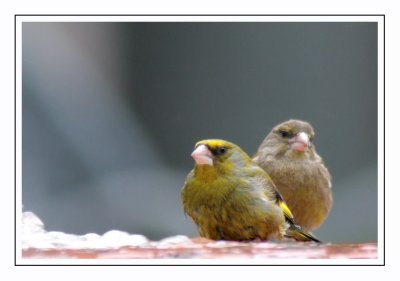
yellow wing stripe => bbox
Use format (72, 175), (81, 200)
(274, 191), (294, 223)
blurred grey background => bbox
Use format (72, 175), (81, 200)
(22, 21), (377, 243)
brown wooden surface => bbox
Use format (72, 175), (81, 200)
(22, 238), (377, 259)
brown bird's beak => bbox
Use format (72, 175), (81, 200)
(191, 144), (214, 166)
(290, 132), (310, 152)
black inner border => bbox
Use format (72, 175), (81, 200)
(14, 14), (385, 266)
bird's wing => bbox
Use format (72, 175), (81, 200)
(274, 191), (295, 225)
(256, 168), (296, 224)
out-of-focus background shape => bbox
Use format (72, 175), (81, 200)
(22, 22), (377, 242)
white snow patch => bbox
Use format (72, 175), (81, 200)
(22, 211), (151, 250)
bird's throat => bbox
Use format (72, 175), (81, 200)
(194, 164), (218, 182)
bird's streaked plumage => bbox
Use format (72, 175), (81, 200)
(253, 120), (333, 231)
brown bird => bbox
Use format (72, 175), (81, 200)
(253, 119), (332, 232)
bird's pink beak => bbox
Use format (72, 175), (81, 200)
(191, 144), (214, 166)
(290, 132), (310, 152)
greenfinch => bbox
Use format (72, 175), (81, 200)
(181, 139), (319, 242)
(253, 119), (333, 232)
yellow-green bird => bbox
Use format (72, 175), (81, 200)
(181, 139), (320, 242)
(253, 119), (333, 232)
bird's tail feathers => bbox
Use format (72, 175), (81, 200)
(285, 224), (321, 243)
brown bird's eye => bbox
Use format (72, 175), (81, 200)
(214, 147), (227, 156)
(279, 130), (291, 138)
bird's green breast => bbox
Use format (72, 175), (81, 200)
(181, 169), (285, 240)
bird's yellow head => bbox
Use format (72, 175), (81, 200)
(191, 139), (252, 174)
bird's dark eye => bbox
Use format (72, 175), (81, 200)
(279, 130), (291, 138)
(214, 147), (227, 156)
